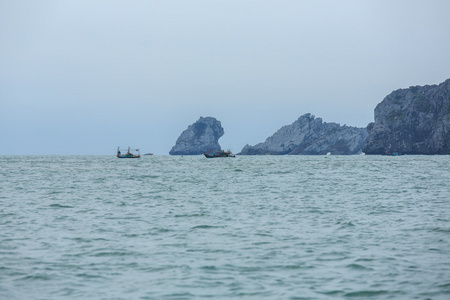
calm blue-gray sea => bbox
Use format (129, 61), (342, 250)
(0, 155), (449, 299)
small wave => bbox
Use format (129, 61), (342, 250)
(252, 241), (271, 245)
(355, 258), (375, 262)
(346, 263), (374, 271)
(20, 274), (53, 281)
(152, 227), (172, 233)
(49, 204), (73, 208)
(47, 190), (63, 195)
(344, 290), (389, 297)
(428, 248), (442, 252)
(92, 251), (136, 257)
(0, 213), (16, 217)
(122, 233), (140, 238)
(175, 213), (207, 218)
(191, 225), (220, 229)
(436, 218), (449, 222)
(161, 292), (195, 298)
(68, 237), (110, 246)
(273, 264), (308, 270)
(438, 282), (450, 288)
(318, 290), (345, 296)
(430, 227), (450, 233)
(139, 174), (160, 179)
(75, 273), (103, 278)
(336, 220), (355, 227)
(316, 251), (349, 261)
(200, 265), (218, 271)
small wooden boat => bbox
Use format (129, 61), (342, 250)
(117, 147), (140, 158)
(392, 152), (405, 156)
(203, 150), (235, 158)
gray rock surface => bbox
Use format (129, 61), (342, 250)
(362, 79), (450, 155)
(169, 117), (224, 155)
(239, 113), (368, 155)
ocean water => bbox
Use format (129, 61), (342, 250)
(0, 155), (449, 300)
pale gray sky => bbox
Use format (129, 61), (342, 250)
(1, 0), (449, 155)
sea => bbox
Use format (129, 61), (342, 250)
(0, 155), (449, 300)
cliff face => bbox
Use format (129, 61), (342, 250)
(169, 117), (224, 155)
(362, 79), (450, 155)
(239, 113), (368, 155)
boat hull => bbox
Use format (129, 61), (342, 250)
(203, 152), (235, 158)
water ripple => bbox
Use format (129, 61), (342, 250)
(0, 155), (449, 299)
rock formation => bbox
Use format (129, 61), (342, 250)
(239, 113), (368, 155)
(169, 117), (224, 155)
(362, 79), (450, 155)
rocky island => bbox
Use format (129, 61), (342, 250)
(169, 117), (224, 155)
(167, 79), (449, 156)
(363, 79), (450, 155)
(239, 114), (368, 155)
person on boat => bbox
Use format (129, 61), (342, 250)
(117, 147), (121, 156)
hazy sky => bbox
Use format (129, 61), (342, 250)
(1, 0), (449, 155)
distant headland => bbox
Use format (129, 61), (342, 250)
(239, 114), (367, 155)
(169, 78), (450, 155)
(363, 78), (450, 155)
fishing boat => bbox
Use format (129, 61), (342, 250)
(117, 147), (140, 158)
(203, 150), (235, 158)
(392, 152), (405, 156)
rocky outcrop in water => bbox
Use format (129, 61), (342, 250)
(239, 114), (368, 155)
(169, 117), (224, 155)
(362, 79), (450, 155)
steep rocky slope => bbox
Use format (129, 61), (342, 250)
(363, 79), (450, 155)
(169, 117), (224, 155)
(239, 114), (368, 155)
